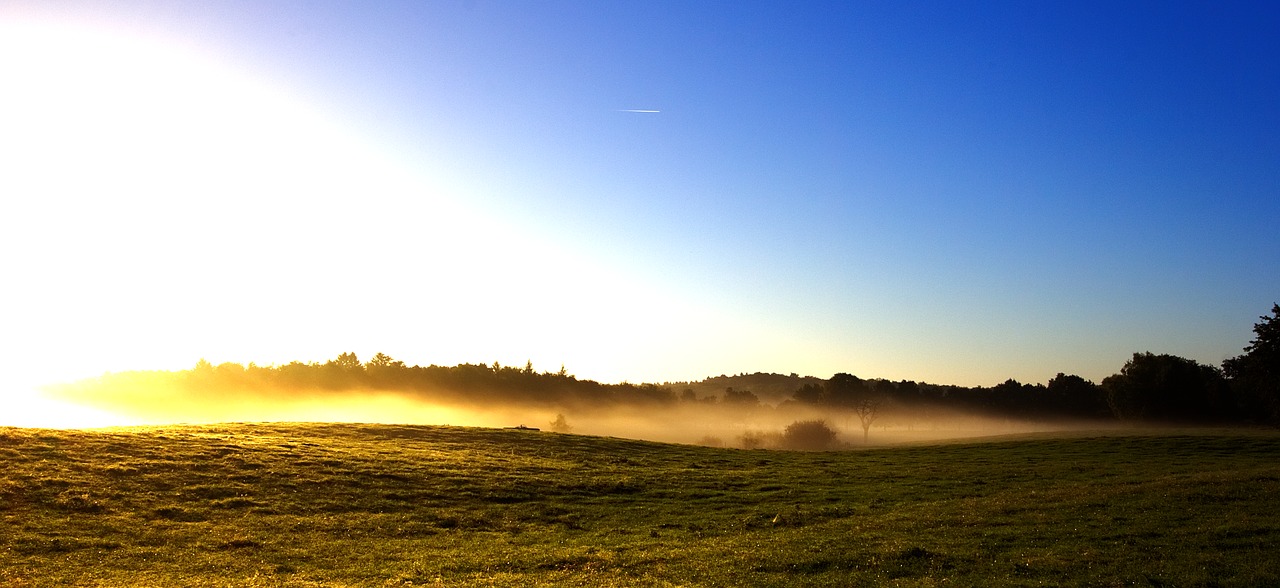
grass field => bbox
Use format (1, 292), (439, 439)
(2, 423), (1279, 587)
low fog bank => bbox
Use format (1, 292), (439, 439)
(502, 401), (1125, 448)
(40, 379), (1122, 447)
(40, 342), (1278, 439)
(29, 305), (1280, 435)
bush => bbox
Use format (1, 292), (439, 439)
(782, 420), (837, 451)
(549, 414), (572, 433)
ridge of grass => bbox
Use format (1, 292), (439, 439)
(3, 423), (1279, 586)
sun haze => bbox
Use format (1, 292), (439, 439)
(2, 2), (1277, 427)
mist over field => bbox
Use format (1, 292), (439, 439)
(42, 373), (1114, 448)
(35, 301), (1280, 445)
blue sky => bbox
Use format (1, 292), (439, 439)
(2, 1), (1277, 396)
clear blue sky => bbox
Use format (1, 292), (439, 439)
(2, 1), (1277, 392)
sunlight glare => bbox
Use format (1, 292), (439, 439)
(0, 17), (738, 425)
(4, 387), (138, 429)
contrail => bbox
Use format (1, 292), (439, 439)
(618, 109), (660, 113)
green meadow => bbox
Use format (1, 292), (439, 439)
(2, 423), (1279, 587)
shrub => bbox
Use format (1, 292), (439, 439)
(782, 420), (837, 451)
(548, 414), (572, 433)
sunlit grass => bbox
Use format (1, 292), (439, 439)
(2, 424), (1279, 586)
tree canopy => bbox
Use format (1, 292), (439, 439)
(1224, 304), (1280, 423)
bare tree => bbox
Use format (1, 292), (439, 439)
(853, 398), (882, 443)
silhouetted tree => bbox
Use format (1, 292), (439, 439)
(365, 352), (406, 386)
(989, 378), (1032, 414)
(824, 373), (868, 407)
(896, 380), (921, 402)
(722, 387), (759, 406)
(852, 398), (882, 442)
(1102, 352), (1230, 421)
(366, 352), (401, 370)
(320, 352), (366, 389)
(332, 352), (363, 371)
(820, 373), (885, 441)
(792, 382), (825, 404)
(868, 379), (897, 398)
(1046, 373), (1106, 417)
(1224, 303), (1280, 423)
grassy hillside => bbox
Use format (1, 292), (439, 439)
(2, 424), (1279, 587)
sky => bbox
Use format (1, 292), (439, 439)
(1, 1), (1277, 418)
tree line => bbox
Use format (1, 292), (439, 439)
(781, 304), (1279, 425)
(68, 304), (1280, 425)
